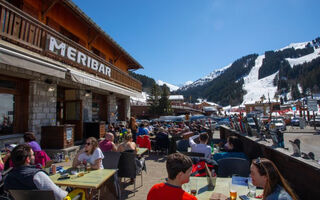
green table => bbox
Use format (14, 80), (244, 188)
(137, 147), (148, 157)
(50, 167), (116, 199)
(184, 177), (263, 200)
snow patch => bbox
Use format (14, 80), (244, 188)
(156, 80), (179, 91)
(242, 55), (278, 105)
(286, 48), (320, 67)
(180, 63), (232, 90)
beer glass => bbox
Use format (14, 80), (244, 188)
(189, 179), (197, 196)
(229, 181), (237, 200)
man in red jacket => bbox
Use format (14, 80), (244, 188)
(147, 153), (197, 200)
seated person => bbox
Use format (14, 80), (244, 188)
(213, 136), (247, 161)
(155, 127), (169, 150)
(23, 132), (42, 152)
(73, 137), (104, 170)
(189, 132), (212, 159)
(4, 144), (68, 200)
(147, 153), (197, 200)
(99, 132), (117, 152)
(24, 132), (50, 168)
(117, 132), (137, 153)
(251, 158), (298, 200)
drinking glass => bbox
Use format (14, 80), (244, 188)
(247, 177), (256, 197)
(229, 181), (237, 200)
(189, 179), (198, 196)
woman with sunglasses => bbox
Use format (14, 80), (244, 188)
(250, 158), (298, 200)
(73, 137), (104, 169)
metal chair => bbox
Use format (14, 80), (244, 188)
(118, 152), (138, 196)
(217, 157), (250, 177)
(102, 151), (121, 169)
(181, 151), (205, 157)
(154, 133), (169, 154)
(176, 139), (190, 152)
(102, 151), (121, 199)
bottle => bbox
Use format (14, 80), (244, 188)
(79, 161), (85, 172)
(52, 164), (56, 175)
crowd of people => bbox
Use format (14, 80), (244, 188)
(0, 116), (298, 200)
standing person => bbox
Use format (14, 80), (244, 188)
(147, 153), (197, 200)
(73, 137), (104, 169)
(189, 132), (212, 159)
(137, 123), (149, 136)
(129, 117), (138, 142)
(4, 144), (68, 200)
(250, 158), (298, 200)
(99, 132), (117, 152)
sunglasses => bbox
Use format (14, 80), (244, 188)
(85, 142), (91, 146)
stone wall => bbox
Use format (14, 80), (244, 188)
(28, 80), (57, 141)
(107, 95), (117, 123)
(80, 90), (92, 122)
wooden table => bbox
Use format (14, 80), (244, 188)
(184, 177), (263, 200)
(137, 147), (148, 157)
(50, 167), (116, 199)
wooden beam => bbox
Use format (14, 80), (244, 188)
(41, 0), (59, 20)
(113, 54), (123, 64)
(88, 34), (98, 46)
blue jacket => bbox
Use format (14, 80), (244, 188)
(213, 152), (248, 161)
(137, 127), (149, 136)
(266, 185), (293, 200)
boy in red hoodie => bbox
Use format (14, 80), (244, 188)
(147, 153), (197, 200)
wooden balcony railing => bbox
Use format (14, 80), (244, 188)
(0, 0), (142, 92)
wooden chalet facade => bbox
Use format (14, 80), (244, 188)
(0, 0), (143, 145)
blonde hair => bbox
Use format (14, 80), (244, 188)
(87, 137), (98, 155)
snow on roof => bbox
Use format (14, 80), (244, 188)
(169, 95), (184, 100)
(130, 92), (148, 103)
(203, 106), (217, 112)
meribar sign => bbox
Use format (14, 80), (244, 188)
(46, 35), (111, 77)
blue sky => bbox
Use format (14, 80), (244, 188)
(72, 0), (320, 86)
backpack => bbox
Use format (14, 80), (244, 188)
(191, 160), (216, 177)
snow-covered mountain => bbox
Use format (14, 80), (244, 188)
(156, 80), (179, 92)
(179, 64), (231, 91)
(176, 37), (320, 106)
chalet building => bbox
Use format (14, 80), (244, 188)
(0, 0), (143, 145)
(245, 102), (281, 116)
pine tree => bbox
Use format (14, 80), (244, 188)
(158, 85), (172, 115)
(148, 83), (161, 116)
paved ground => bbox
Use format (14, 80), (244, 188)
(283, 125), (320, 160)
(120, 153), (167, 200)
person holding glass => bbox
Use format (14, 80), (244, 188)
(73, 137), (104, 170)
(250, 157), (298, 200)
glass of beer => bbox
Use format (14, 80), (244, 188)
(229, 181), (237, 200)
(189, 179), (197, 196)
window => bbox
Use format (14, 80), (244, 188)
(0, 94), (15, 135)
(0, 76), (28, 135)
